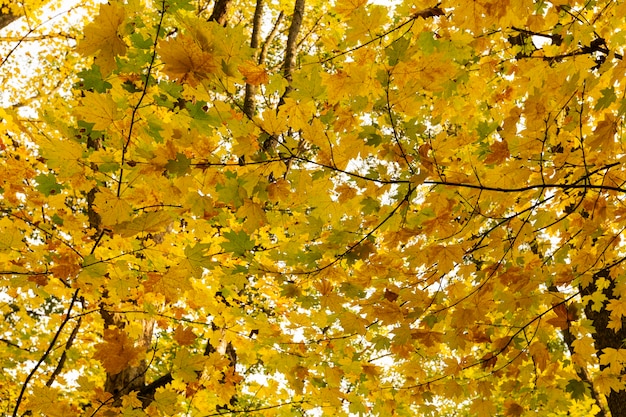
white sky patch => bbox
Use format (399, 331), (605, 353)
(0, 0), (100, 111)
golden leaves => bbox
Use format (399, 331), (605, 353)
(238, 60), (269, 86)
(76, 2), (127, 75)
(39, 138), (85, 179)
(174, 325), (197, 346)
(237, 199), (267, 232)
(173, 348), (206, 382)
(75, 91), (122, 131)
(158, 34), (217, 86)
(93, 328), (143, 375)
(25, 386), (78, 417)
(145, 267), (193, 302)
(428, 244), (465, 273)
(259, 109), (288, 136)
(546, 303), (578, 330)
(484, 139), (510, 164)
(599, 348), (626, 374)
(587, 114), (618, 152)
(6, 0), (626, 415)
(0, 217), (24, 252)
(267, 178), (291, 202)
(93, 190), (133, 227)
(607, 297), (626, 331)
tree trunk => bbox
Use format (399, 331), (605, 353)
(208, 0), (231, 26)
(582, 268), (626, 417)
(0, 8), (19, 30)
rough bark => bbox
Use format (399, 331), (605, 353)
(280, 0), (305, 98)
(242, 0), (264, 118)
(208, 0), (231, 26)
(262, 0), (304, 152)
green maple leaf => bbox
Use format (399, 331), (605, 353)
(595, 87), (617, 111)
(165, 152), (190, 176)
(221, 230), (254, 256)
(75, 66), (112, 92)
(565, 379), (588, 400)
(184, 243), (213, 270)
(35, 173), (64, 196)
(386, 35), (411, 65)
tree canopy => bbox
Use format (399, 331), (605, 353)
(1, 0), (626, 415)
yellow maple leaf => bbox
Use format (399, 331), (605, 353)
(40, 137), (85, 178)
(206, 351), (231, 373)
(158, 34), (217, 86)
(112, 210), (173, 237)
(339, 311), (368, 335)
(267, 178), (291, 202)
(259, 109), (288, 136)
(74, 91), (122, 131)
(587, 115), (618, 151)
(121, 391), (143, 409)
(238, 60), (269, 86)
(572, 335), (597, 367)
(26, 385), (78, 417)
(594, 372), (626, 395)
(599, 347), (626, 373)
(279, 98), (316, 131)
(25, 385), (59, 413)
(144, 266), (193, 302)
(0, 217), (23, 252)
(301, 117), (330, 150)
(504, 400), (525, 417)
(607, 297), (626, 331)
(236, 199), (267, 232)
(76, 2), (127, 75)
(151, 387), (180, 415)
(173, 348), (206, 382)
(529, 342), (550, 371)
(428, 244), (464, 273)
(334, 0), (367, 16)
(93, 190), (133, 227)
(469, 398), (497, 417)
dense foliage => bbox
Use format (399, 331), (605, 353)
(1, 0), (626, 415)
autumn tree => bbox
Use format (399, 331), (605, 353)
(2, 0), (626, 415)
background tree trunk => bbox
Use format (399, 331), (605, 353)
(582, 268), (626, 417)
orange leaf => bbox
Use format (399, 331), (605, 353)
(93, 328), (143, 375)
(238, 60), (269, 86)
(484, 140), (510, 164)
(174, 325), (197, 346)
(159, 34), (217, 86)
(267, 179), (291, 202)
(504, 401), (525, 417)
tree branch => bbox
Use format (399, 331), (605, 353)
(46, 316), (82, 387)
(138, 373), (173, 407)
(13, 289), (80, 417)
(258, 11), (283, 65)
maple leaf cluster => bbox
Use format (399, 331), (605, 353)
(0, 0), (626, 416)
